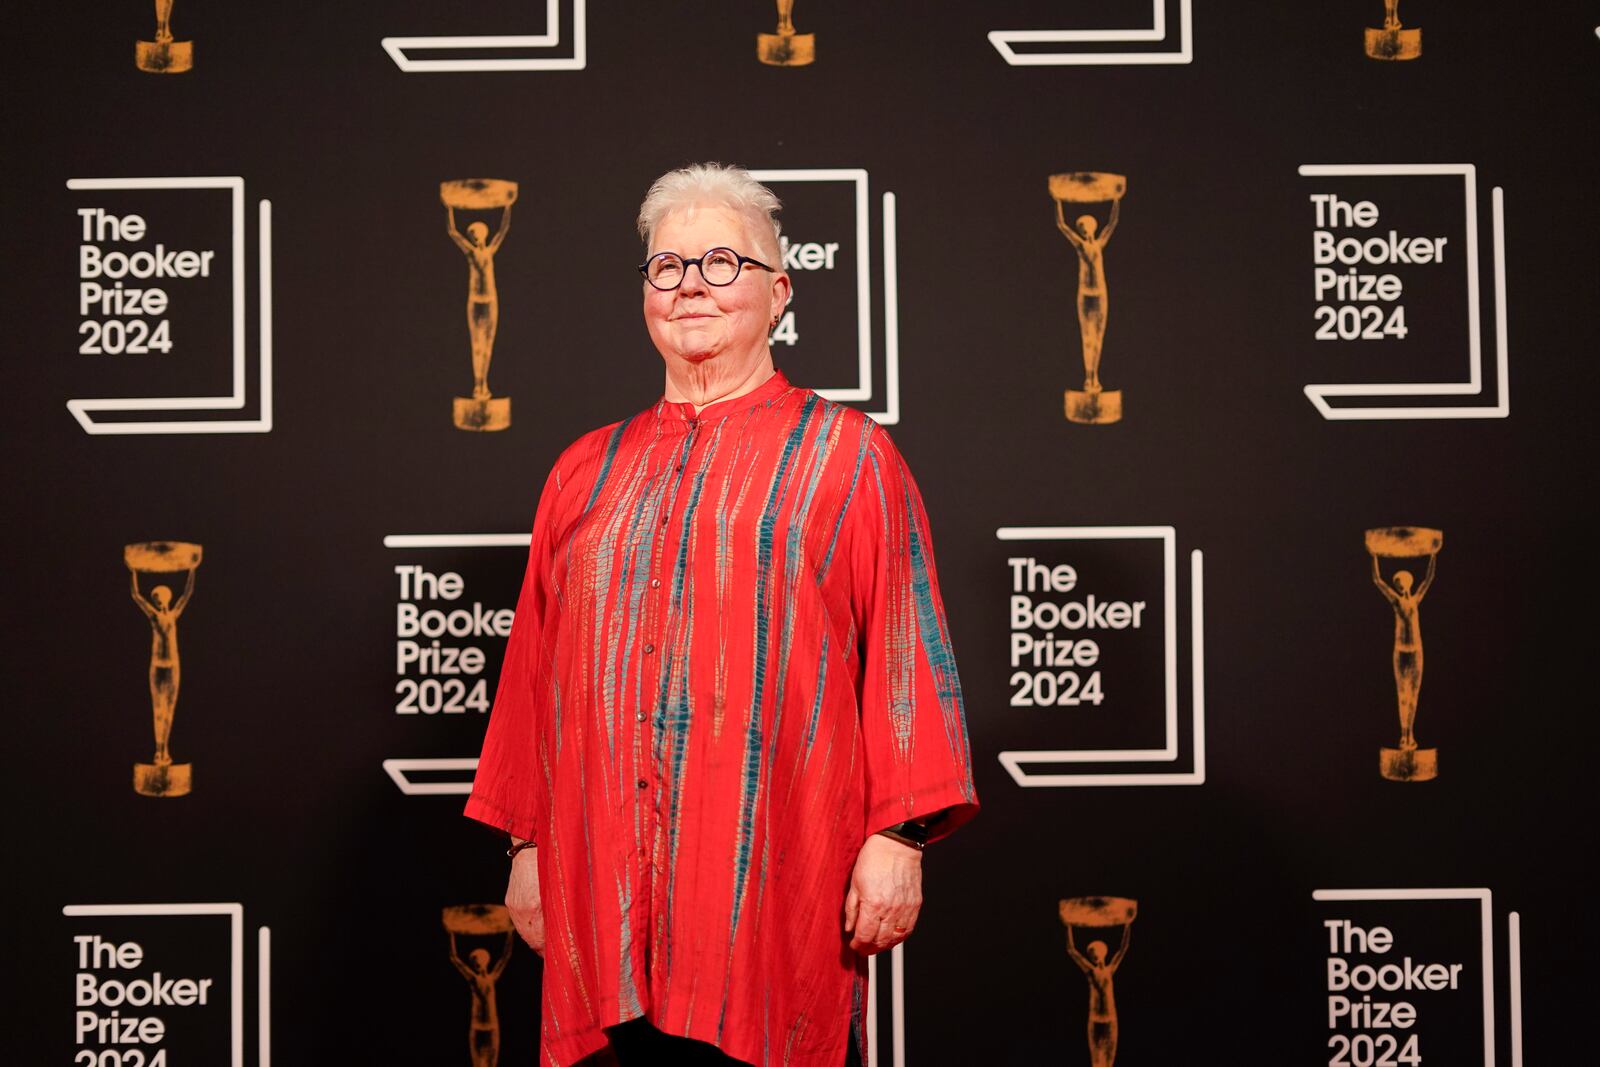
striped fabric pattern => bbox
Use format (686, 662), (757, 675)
(467, 371), (978, 1067)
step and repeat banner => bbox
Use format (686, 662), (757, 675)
(6, 2), (1596, 1064)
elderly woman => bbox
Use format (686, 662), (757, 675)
(466, 163), (977, 1067)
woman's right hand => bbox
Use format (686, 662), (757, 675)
(506, 846), (545, 955)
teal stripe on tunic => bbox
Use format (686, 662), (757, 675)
(657, 429), (713, 980)
(903, 477), (968, 774)
(583, 415), (633, 514)
(720, 392), (820, 1038)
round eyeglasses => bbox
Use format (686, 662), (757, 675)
(639, 247), (775, 291)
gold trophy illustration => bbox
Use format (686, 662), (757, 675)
(1366, 527), (1442, 781)
(1060, 896), (1136, 1067)
(1364, 0), (1421, 61)
(125, 541), (201, 797)
(757, 0), (815, 66)
(136, 0), (194, 73)
(443, 905), (516, 1067)
(441, 179), (517, 432)
(1050, 173), (1125, 424)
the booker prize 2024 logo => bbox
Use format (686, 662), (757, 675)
(382, 535), (521, 795)
(996, 527), (1205, 787)
(67, 177), (273, 434)
(1298, 165), (1509, 420)
(749, 169), (901, 423)
(125, 541), (202, 797)
(394, 562), (513, 715)
(62, 903), (270, 1066)
(1311, 889), (1523, 1067)
(76, 204), (207, 359)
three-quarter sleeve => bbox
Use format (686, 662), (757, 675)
(847, 428), (978, 844)
(463, 459), (565, 842)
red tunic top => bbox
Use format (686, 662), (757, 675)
(466, 371), (977, 1066)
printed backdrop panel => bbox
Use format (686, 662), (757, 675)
(4, 1), (1596, 1064)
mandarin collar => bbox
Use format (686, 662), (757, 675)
(654, 370), (793, 424)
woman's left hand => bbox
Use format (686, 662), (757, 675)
(843, 833), (924, 955)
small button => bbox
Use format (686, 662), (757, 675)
(637, 779), (649, 790)
(659, 516), (669, 528)
(650, 578), (661, 588)
(643, 643), (655, 654)
(638, 847), (647, 858)
(675, 464), (684, 472)
(636, 712), (647, 723)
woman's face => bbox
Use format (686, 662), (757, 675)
(643, 205), (789, 374)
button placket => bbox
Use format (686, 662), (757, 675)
(637, 419), (698, 878)
(649, 419), (700, 671)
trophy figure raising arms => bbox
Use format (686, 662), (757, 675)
(443, 905), (515, 1067)
(441, 180), (518, 432)
(1059, 896), (1137, 1066)
(1050, 173), (1126, 424)
(1365, 526), (1442, 781)
(125, 541), (201, 796)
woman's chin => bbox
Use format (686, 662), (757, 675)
(670, 347), (722, 366)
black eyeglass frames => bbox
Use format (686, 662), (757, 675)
(639, 247), (776, 291)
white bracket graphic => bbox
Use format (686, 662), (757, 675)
(864, 944), (905, 1067)
(1312, 888), (1499, 1066)
(1299, 164), (1510, 420)
(382, 0), (586, 71)
(1508, 911), (1524, 1067)
(989, 0), (1194, 66)
(65, 177), (273, 435)
(381, 532), (529, 795)
(995, 527), (1205, 786)
(749, 169), (901, 424)
(383, 756), (480, 795)
(62, 902), (271, 1066)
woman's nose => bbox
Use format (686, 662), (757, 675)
(676, 261), (711, 294)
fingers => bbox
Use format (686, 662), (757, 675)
(848, 898), (922, 955)
(879, 900), (918, 951)
(848, 896), (882, 954)
(843, 887), (860, 934)
(850, 917), (898, 955)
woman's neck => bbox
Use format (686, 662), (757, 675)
(663, 352), (776, 413)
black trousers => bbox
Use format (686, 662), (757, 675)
(604, 1018), (864, 1066)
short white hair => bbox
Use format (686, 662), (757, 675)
(637, 163), (783, 263)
